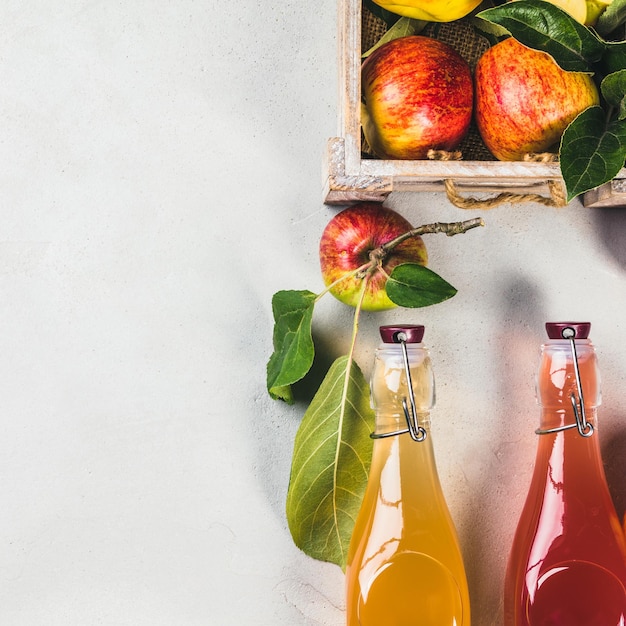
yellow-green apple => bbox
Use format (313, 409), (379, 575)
(585, 0), (612, 25)
(319, 203), (427, 311)
(474, 37), (599, 161)
(361, 36), (473, 160)
(510, 0), (587, 22)
(509, 0), (612, 25)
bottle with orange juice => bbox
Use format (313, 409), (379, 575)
(346, 324), (470, 625)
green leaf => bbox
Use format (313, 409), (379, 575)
(601, 40), (626, 77)
(386, 264), (457, 308)
(560, 105), (626, 201)
(596, 0), (626, 37)
(266, 290), (316, 403)
(362, 17), (427, 58)
(286, 356), (374, 570)
(477, 0), (605, 71)
(601, 70), (626, 119)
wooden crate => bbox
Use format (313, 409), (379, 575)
(323, 0), (626, 208)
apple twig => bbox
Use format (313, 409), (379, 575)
(380, 217), (485, 252)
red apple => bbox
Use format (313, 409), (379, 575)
(361, 35), (473, 160)
(475, 37), (600, 161)
(319, 203), (427, 311)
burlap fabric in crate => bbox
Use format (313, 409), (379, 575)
(361, 8), (494, 161)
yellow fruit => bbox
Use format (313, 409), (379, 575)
(370, 0), (482, 21)
(510, 0), (587, 22)
(585, 0), (612, 25)
(510, 0), (612, 24)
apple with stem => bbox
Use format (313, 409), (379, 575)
(475, 37), (600, 161)
(267, 209), (483, 402)
(319, 203), (428, 311)
(361, 36), (473, 160)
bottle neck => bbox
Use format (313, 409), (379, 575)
(370, 343), (435, 425)
(369, 342), (440, 483)
(534, 340), (605, 491)
(536, 339), (600, 431)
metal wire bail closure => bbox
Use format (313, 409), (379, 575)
(371, 331), (427, 442)
(535, 325), (594, 438)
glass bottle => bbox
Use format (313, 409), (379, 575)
(346, 324), (470, 626)
(504, 322), (626, 625)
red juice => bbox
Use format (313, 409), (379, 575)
(504, 323), (626, 625)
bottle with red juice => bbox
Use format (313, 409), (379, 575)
(504, 322), (626, 625)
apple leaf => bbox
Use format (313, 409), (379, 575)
(386, 263), (457, 308)
(362, 17), (427, 58)
(477, 0), (605, 71)
(601, 70), (626, 119)
(286, 355), (374, 570)
(559, 105), (626, 201)
(596, 0), (626, 38)
(600, 40), (626, 76)
(266, 289), (316, 403)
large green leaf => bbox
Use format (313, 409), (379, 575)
(560, 105), (626, 201)
(266, 290), (316, 403)
(477, 0), (605, 71)
(386, 264), (457, 308)
(286, 356), (374, 570)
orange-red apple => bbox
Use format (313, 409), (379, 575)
(319, 203), (427, 311)
(474, 37), (600, 161)
(361, 36), (473, 160)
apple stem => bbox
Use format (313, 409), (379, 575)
(380, 217), (484, 254)
(347, 271), (367, 365)
(331, 273), (367, 551)
(606, 104), (615, 123)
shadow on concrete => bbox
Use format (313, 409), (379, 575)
(591, 208), (626, 270)
(462, 274), (547, 625)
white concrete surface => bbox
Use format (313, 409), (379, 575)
(3, 2), (626, 625)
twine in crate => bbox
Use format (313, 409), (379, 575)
(361, 9), (567, 208)
(443, 178), (568, 209)
(428, 151), (567, 209)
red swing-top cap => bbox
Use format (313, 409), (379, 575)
(379, 325), (425, 344)
(545, 322), (591, 340)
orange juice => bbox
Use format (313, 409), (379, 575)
(346, 325), (470, 625)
